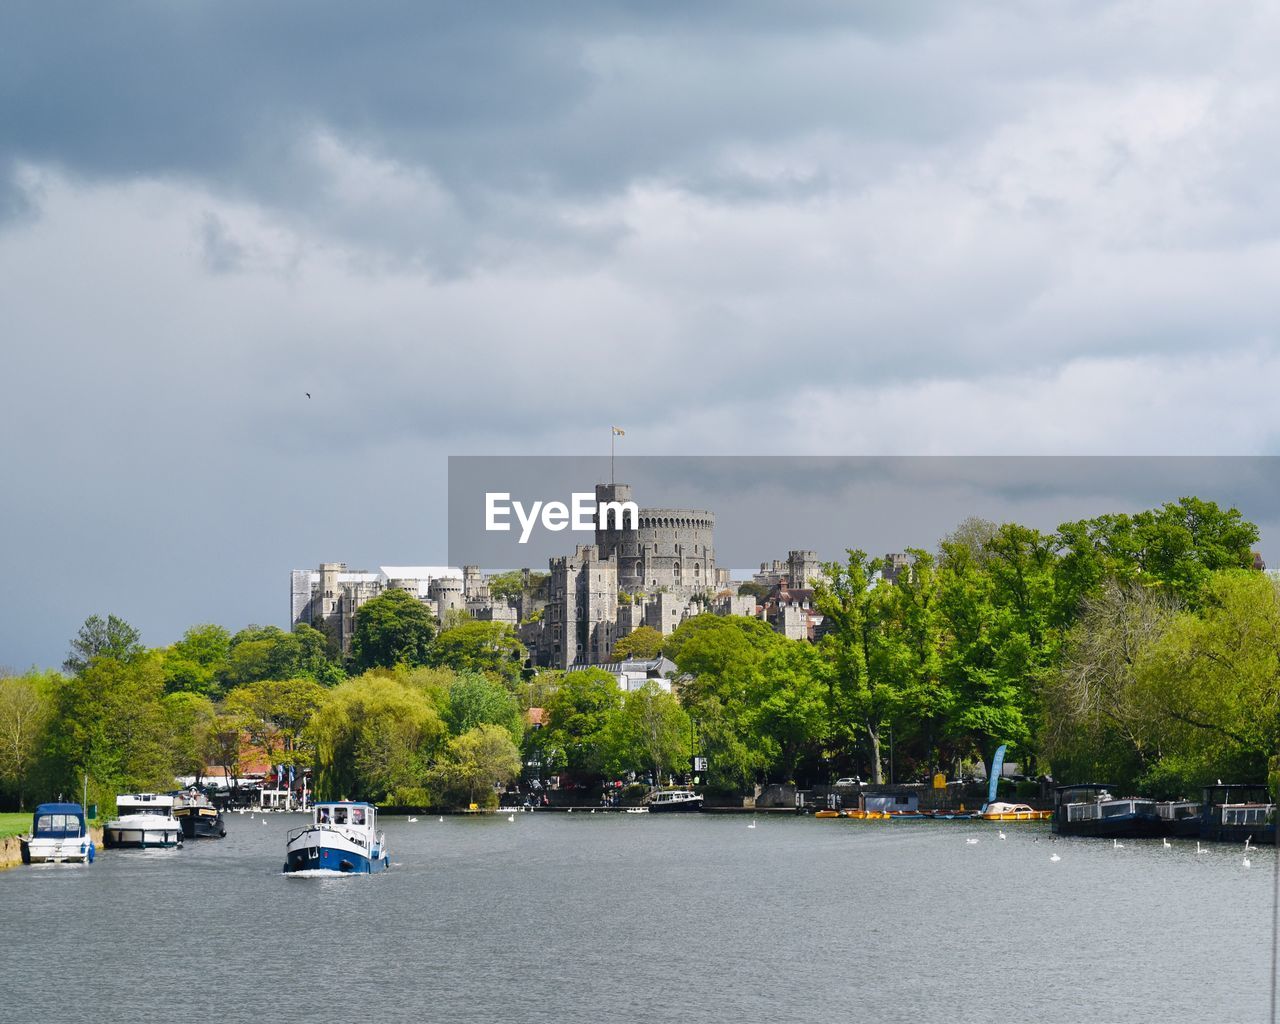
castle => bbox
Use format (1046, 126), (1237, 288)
(290, 480), (912, 673)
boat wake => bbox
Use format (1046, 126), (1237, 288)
(283, 868), (360, 879)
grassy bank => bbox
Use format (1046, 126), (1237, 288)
(0, 813), (31, 839)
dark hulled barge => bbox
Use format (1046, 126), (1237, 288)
(1052, 784), (1163, 839)
(173, 788), (227, 840)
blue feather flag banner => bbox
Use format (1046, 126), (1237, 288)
(987, 745), (1008, 806)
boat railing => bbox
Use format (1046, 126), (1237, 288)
(286, 823), (373, 849)
(1156, 802), (1201, 820)
(1066, 803), (1102, 822)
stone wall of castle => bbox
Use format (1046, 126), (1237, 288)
(593, 483), (716, 597)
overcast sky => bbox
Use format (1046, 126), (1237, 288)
(3, 2), (1280, 670)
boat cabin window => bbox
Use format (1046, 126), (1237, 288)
(332, 807), (348, 825)
(351, 808), (366, 826)
(35, 813), (82, 835)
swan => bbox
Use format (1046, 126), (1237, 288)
(1113, 839), (1124, 849)
(1197, 841), (1203, 854)
(407, 816), (418, 823)
(1050, 853), (1061, 862)
(507, 814), (515, 822)
(998, 831), (1006, 840)
(1245, 835), (1254, 851)
(1162, 837), (1171, 849)
(748, 819), (757, 829)
(438, 816), (444, 823)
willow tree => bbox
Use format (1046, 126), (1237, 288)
(308, 673), (444, 803)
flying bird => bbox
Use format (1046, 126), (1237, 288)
(305, 392), (311, 399)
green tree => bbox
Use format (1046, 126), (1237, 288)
(542, 668), (622, 783)
(430, 723), (522, 808)
(350, 590), (437, 671)
(872, 549), (949, 778)
(935, 536), (1034, 782)
(308, 673), (445, 802)
(224, 677), (328, 769)
(749, 640), (830, 783)
(429, 621), (526, 689)
(45, 651), (174, 809)
(813, 551), (891, 783)
(162, 624), (231, 697)
(601, 682), (691, 783)
(160, 691), (217, 782)
(666, 615), (781, 789)
(223, 624), (343, 686)
(444, 671), (523, 742)
(1131, 570), (1280, 793)
(613, 625), (665, 661)
(0, 671), (55, 809)
(1054, 498), (1259, 615)
(488, 570), (549, 602)
(63, 614), (143, 675)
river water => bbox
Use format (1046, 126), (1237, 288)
(1, 811), (1273, 1023)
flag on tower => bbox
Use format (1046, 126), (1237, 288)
(612, 426), (625, 436)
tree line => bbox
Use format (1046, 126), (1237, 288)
(0, 496), (1269, 811)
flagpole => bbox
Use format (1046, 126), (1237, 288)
(611, 428), (615, 486)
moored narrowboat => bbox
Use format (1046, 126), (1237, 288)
(1155, 800), (1202, 839)
(1052, 784), (1163, 839)
(642, 789), (703, 813)
(173, 788), (227, 839)
(1200, 784), (1275, 845)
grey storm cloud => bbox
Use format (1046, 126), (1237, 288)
(4, 2), (1280, 669)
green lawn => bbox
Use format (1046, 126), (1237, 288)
(0, 812), (31, 839)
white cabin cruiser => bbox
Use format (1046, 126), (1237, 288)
(103, 792), (184, 849)
(283, 802), (389, 874)
(20, 803), (95, 864)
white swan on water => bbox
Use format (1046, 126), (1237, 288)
(507, 814), (514, 822)
(1162, 837), (1171, 849)
(998, 831), (1006, 840)
(407, 817), (418, 823)
(1050, 853), (1061, 862)
(1113, 839), (1124, 849)
(748, 819), (757, 829)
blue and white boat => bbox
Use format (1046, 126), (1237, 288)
(20, 803), (95, 864)
(283, 802), (389, 874)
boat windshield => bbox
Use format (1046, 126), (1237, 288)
(35, 813), (83, 837)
